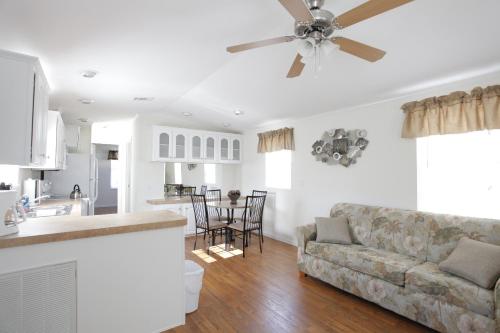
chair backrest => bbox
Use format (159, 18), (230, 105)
(252, 190), (268, 197)
(200, 185), (207, 195)
(191, 194), (209, 229)
(182, 186), (196, 196)
(205, 189), (222, 218)
(243, 195), (266, 230)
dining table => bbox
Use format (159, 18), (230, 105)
(207, 199), (251, 249)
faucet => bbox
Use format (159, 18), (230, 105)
(33, 195), (50, 204)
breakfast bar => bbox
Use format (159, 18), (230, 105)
(0, 210), (187, 333)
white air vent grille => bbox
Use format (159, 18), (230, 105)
(0, 261), (76, 333)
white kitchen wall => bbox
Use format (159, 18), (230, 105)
(241, 70), (500, 245)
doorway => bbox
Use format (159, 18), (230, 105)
(94, 144), (119, 215)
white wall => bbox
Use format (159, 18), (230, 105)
(130, 115), (168, 212)
(241, 71), (500, 245)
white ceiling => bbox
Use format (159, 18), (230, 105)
(1, 0), (500, 131)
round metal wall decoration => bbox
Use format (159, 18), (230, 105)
(311, 128), (369, 167)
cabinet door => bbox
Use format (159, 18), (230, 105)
(232, 137), (241, 163)
(190, 134), (203, 162)
(152, 127), (172, 161)
(30, 72), (49, 166)
(56, 113), (66, 169)
(204, 135), (217, 162)
(173, 132), (187, 161)
(184, 205), (196, 235)
(219, 137), (231, 162)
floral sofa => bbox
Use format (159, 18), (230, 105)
(297, 203), (500, 333)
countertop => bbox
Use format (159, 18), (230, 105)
(37, 198), (82, 216)
(0, 210), (186, 249)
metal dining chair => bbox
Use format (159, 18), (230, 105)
(191, 194), (227, 254)
(251, 190), (267, 244)
(227, 195), (266, 258)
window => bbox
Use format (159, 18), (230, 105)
(204, 163), (216, 184)
(417, 130), (500, 219)
(265, 150), (292, 190)
(0, 165), (19, 187)
(174, 162), (182, 184)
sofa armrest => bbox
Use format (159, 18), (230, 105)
(296, 223), (317, 253)
(495, 278), (500, 332)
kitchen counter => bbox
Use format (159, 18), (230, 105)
(37, 197), (82, 216)
(0, 210), (186, 249)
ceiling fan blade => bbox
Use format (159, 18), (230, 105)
(227, 36), (295, 53)
(336, 0), (413, 28)
(332, 37), (386, 62)
(287, 54), (305, 78)
(278, 0), (315, 23)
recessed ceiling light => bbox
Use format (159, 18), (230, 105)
(183, 112), (193, 117)
(234, 109), (244, 116)
(134, 97), (155, 102)
(78, 118), (88, 123)
(81, 70), (98, 78)
(78, 98), (95, 105)
(223, 122), (231, 127)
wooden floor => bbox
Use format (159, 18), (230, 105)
(94, 206), (117, 215)
(168, 235), (433, 333)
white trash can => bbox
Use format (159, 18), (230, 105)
(185, 260), (204, 313)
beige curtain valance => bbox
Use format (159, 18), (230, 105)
(257, 127), (295, 153)
(401, 85), (500, 138)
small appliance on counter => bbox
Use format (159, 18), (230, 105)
(0, 190), (19, 236)
(70, 184), (82, 200)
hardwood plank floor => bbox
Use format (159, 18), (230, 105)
(168, 235), (434, 333)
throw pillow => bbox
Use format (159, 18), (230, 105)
(315, 216), (352, 245)
(439, 237), (500, 289)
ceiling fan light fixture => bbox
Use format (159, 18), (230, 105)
(297, 38), (315, 58)
(320, 39), (337, 57)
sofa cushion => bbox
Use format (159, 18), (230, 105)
(406, 262), (495, 318)
(305, 241), (422, 286)
(315, 216), (352, 244)
(439, 237), (500, 289)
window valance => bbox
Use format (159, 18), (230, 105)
(257, 127), (295, 153)
(401, 85), (500, 138)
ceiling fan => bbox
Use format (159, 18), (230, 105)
(226, 0), (413, 78)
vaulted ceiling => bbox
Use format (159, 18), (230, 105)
(1, 0), (500, 131)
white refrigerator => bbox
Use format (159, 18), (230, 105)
(45, 153), (99, 215)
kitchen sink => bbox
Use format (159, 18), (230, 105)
(26, 204), (73, 218)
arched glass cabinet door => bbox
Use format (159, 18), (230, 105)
(175, 134), (186, 159)
(232, 139), (240, 161)
(159, 133), (170, 158)
(205, 137), (215, 161)
(220, 138), (229, 160)
(191, 135), (202, 160)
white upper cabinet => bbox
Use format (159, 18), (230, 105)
(189, 134), (203, 162)
(204, 135), (217, 162)
(152, 126), (172, 161)
(37, 111), (66, 170)
(174, 132), (187, 161)
(219, 136), (231, 162)
(0, 50), (49, 166)
(152, 126), (241, 164)
(231, 137), (242, 162)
